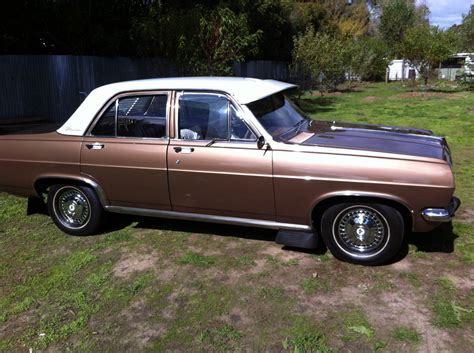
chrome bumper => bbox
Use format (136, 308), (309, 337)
(421, 197), (461, 222)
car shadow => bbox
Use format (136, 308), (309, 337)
(102, 214), (277, 243)
(101, 216), (458, 263)
(389, 222), (458, 264)
(407, 222), (458, 253)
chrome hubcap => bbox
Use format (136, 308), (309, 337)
(335, 207), (386, 254)
(55, 187), (91, 229)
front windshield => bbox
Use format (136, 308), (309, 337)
(246, 93), (309, 139)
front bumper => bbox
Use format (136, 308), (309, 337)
(421, 197), (461, 222)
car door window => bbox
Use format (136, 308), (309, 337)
(91, 94), (168, 138)
(178, 94), (255, 141)
(91, 103), (116, 136)
(230, 104), (257, 141)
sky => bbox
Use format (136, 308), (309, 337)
(417, 0), (474, 28)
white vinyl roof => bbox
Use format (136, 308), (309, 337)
(57, 77), (296, 136)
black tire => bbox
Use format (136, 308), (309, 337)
(320, 202), (404, 265)
(47, 184), (103, 236)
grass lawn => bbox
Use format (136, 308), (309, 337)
(0, 82), (473, 352)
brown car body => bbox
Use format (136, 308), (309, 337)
(0, 77), (459, 263)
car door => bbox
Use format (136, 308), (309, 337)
(81, 92), (171, 210)
(168, 92), (275, 220)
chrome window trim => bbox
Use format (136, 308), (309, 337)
(86, 90), (172, 140)
(114, 99), (118, 137)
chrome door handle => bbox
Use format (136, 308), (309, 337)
(86, 142), (105, 150)
(174, 147), (194, 154)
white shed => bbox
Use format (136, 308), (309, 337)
(387, 60), (420, 81)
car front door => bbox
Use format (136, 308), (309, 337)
(168, 92), (275, 220)
(81, 92), (171, 210)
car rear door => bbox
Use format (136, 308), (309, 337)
(167, 92), (275, 220)
(81, 92), (171, 210)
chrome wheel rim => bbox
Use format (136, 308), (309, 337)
(333, 206), (389, 258)
(53, 187), (91, 229)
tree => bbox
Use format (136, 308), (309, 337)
(337, 1), (370, 37)
(178, 7), (262, 75)
(460, 5), (474, 51)
(401, 24), (456, 85)
(347, 36), (390, 81)
(378, 0), (416, 57)
(0, 0), (151, 56)
(291, 27), (351, 93)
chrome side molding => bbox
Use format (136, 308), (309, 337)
(105, 205), (312, 231)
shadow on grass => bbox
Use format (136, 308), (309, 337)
(100, 215), (457, 263)
(297, 97), (337, 115)
(390, 222), (458, 264)
(134, 216), (277, 243)
(407, 222), (458, 253)
(102, 213), (327, 255)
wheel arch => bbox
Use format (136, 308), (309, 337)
(311, 193), (414, 234)
(33, 175), (108, 207)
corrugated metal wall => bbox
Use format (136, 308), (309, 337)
(0, 56), (289, 124)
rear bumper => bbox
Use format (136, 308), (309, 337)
(421, 197), (461, 222)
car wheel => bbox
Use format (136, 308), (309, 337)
(47, 184), (103, 236)
(320, 203), (404, 265)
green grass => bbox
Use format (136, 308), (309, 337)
(198, 324), (242, 352)
(302, 276), (332, 294)
(398, 272), (421, 288)
(178, 252), (216, 267)
(432, 277), (473, 328)
(342, 308), (374, 342)
(282, 316), (332, 353)
(392, 326), (421, 343)
(0, 82), (473, 352)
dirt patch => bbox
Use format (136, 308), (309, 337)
(387, 257), (413, 272)
(112, 249), (158, 279)
(119, 299), (167, 349)
(260, 244), (284, 257)
(395, 92), (458, 99)
(155, 263), (178, 282)
(370, 291), (451, 353)
(457, 208), (474, 223)
(295, 280), (451, 352)
(445, 272), (474, 291)
(219, 307), (252, 328)
(362, 96), (379, 103)
(0, 310), (37, 339)
(311, 91), (343, 97)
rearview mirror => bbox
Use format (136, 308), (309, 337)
(257, 136), (266, 149)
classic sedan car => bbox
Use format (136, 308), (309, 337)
(0, 77), (460, 264)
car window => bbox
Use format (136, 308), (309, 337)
(91, 103), (115, 136)
(230, 104), (257, 141)
(178, 94), (255, 141)
(117, 95), (167, 138)
(246, 92), (308, 138)
(91, 95), (168, 138)
(178, 94), (228, 140)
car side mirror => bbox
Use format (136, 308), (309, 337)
(257, 136), (266, 149)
